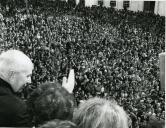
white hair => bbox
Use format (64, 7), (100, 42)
(0, 50), (33, 80)
(73, 97), (128, 128)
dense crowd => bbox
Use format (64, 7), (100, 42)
(0, 2), (165, 128)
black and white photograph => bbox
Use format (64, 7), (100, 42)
(0, 0), (165, 128)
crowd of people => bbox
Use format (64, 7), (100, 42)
(0, 1), (165, 128)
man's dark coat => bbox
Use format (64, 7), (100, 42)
(0, 78), (31, 127)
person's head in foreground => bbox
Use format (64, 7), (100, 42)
(0, 49), (33, 92)
(28, 82), (75, 126)
(39, 119), (76, 128)
(147, 119), (165, 128)
(73, 97), (128, 128)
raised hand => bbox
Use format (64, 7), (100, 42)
(62, 69), (75, 93)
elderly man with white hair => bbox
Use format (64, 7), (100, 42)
(0, 49), (34, 127)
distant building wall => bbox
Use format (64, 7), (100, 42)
(154, 1), (165, 16)
(116, 0), (123, 9)
(85, 0), (98, 7)
(81, 0), (165, 16)
(103, 0), (111, 8)
(129, 1), (144, 12)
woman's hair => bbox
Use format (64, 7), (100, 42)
(28, 82), (75, 126)
(73, 97), (128, 128)
(39, 119), (76, 128)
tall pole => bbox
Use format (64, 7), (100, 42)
(159, 52), (165, 91)
(24, 0), (29, 15)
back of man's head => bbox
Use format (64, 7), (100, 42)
(0, 49), (33, 79)
(73, 97), (128, 128)
(39, 119), (76, 128)
(28, 82), (75, 126)
(147, 119), (165, 128)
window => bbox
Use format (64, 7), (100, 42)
(123, 1), (130, 9)
(98, 0), (103, 7)
(144, 1), (155, 12)
(110, 0), (116, 7)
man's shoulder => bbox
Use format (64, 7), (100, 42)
(0, 93), (26, 114)
(0, 78), (15, 95)
(0, 93), (32, 127)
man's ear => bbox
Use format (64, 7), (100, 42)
(8, 70), (15, 79)
(8, 70), (17, 81)
(6, 70), (16, 86)
(62, 69), (75, 93)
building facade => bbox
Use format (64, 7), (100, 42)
(74, 0), (165, 16)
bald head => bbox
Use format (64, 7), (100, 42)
(0, 50), (33, 73)
(0, 50), (34, 92)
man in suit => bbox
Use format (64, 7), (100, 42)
(0, 49), (34, 127)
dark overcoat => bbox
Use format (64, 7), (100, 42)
(0, 78), (32, 127)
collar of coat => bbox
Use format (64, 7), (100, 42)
(0, 77), (15, 95)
